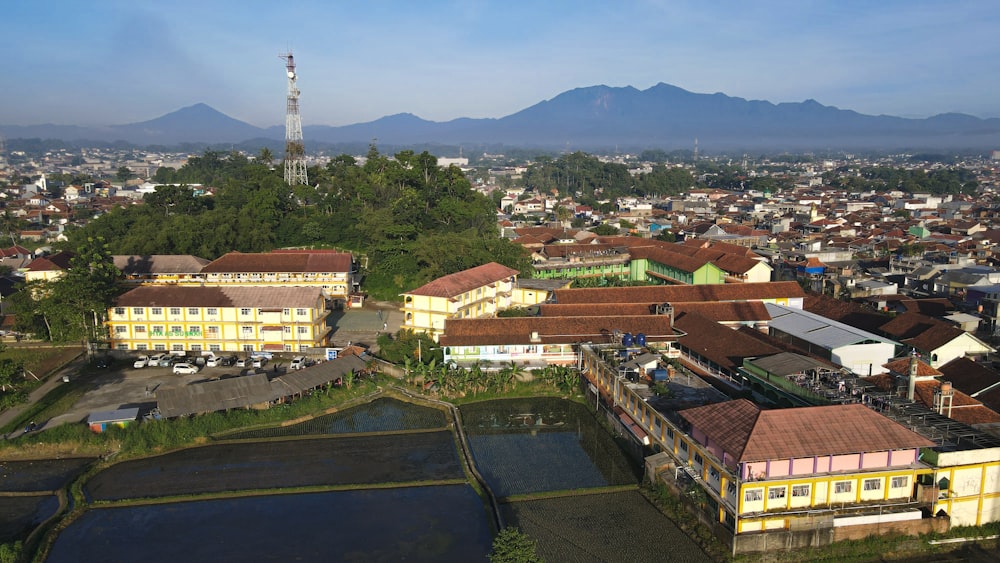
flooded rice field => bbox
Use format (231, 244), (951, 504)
(461, 397), (639, 496)
(47, 485), (492, 563)
(38, 395), (706, 562)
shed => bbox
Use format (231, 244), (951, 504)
(86, 408), (140, 433)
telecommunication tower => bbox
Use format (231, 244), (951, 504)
(279, 51), (308, 186)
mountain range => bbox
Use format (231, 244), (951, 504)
(3, 83), (1000, 152)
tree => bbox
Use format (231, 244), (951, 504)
(116, 166), (134, 185)
(489, 527), (543, 563)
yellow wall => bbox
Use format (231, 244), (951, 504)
(108, 302), (328, 353)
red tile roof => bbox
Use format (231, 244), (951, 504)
(674, 312), (781, 372)
(114, 285), (324, 308)
(404, 262), (519, 298)
(439, 315), (678, 347)
(553, 281), (805, 305)
(25, 251), (74, 272)
(200, 251), (352, 274)
(680, 400), (934, 464)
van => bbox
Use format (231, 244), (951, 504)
(290, 356), (305, 370)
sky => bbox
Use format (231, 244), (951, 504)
(1, 0), (998, 128)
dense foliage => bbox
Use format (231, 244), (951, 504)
(489, 527), (544, 563)
(824, 166), (979, 194)
(521, 152), (694, 204)
(68, 147), (532, 300)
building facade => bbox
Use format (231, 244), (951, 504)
(400, 262), (519, 341)
(108, 286), (330, 353)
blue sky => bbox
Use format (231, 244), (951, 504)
(2, 0), (997, 127)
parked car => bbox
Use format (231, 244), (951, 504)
(133, 355), (150, 369)
(252, 356), (268, 368)
(206, 356), (222, 367)
(147, 353), (165, 366)
(290, 356), (306, 370)
(235, 357), (250, 368)
(158, 356), (177, 367)
(172, 362), (199, 375)
(220, 355), (238, 367)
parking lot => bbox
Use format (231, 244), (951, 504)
(44, 355), (299, 429)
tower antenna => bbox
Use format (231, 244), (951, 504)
(279, 51), (308, 186)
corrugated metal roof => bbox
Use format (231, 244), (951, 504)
(156, 356), (368, 418)
(765, 303), (898, 350)
(113, 255), (211, 274)
(156, 374), (280, 418)
(746, 352), (831, 377)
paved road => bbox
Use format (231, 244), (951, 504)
(0, 354), (86, 438)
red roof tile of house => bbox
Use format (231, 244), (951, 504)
(404, 262), (519, 298)
(553, 281), (805, 305)
(674, 312), (781, 372)
(114, 285), (324, 308)
(680, 400), (934, 465)
(438, 315), (678, 347)
(25, 250), (74, 272)
(200, 251), (352, 274)
(879, 312), (969, 353)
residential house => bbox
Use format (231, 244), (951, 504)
(23, 250), (74, 283)
(878, 312), (994, 368)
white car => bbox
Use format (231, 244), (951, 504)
(235, 357), (250, 368)
(252, 356), (268, 368)
(172, 362), (199, 375)
(290, 356), (305, 370)
(147, 353), (166, 366)
(206, 356), (221, 367)
(133, 355), (150, 369)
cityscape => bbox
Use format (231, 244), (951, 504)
(2, 2), (1000, 562)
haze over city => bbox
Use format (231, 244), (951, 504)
(2, 0), (998, 129)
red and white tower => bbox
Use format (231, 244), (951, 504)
(279, 51), (308, 186)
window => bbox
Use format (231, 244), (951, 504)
(154, 344), (166, 351)
(863, 478), (882, 492)
(834, 481), (853, 494)
(296, 308), (307, 316)
(169, 307), (181, 316)
(240, 308), (252, 316)
(283, 308), (290, 315)
(242, 326), (253, 335)
(152, 325), (164, 335)
(135, 326), (146, 333)
(299, 344), (310, 352)
(191, 344), (201, 351)
(727, 482), (737, 497)
(297, 327), (309, 335)
(116, 344), (128, 350)
(242, 344), (254, 352)
(136, 344), (148, 351)
(172, 344), (183, 351)
(768, 487), (786, 500)
(667, 428), (674, 439)
(744, 489), (763, 502)
(170, 325), (182, 336)
(890, 476), (909, 489)
(188, 326), (201, 335)
(133, 307), (143, 315)
(207, 308), (218, 316)
(284, 326), (292, 334)
(206, 326), (219, 336)
(151, 307), (162, 315)
(115, 326), (127, 334)
(709, 467), (720, 480)
(792, 485), (810, 497)
(114, 307), (125, 315)
(188, 308), (199, 316)
(680, 441), (689, 452)
(693, 453), (703, 465)
(209, 344), (221, 352)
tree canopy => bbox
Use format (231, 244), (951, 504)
(69, 147), (532, 300)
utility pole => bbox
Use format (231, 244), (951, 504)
(279, 51), (308, 186)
